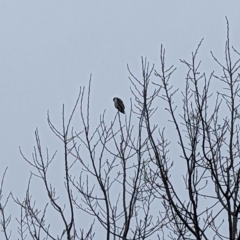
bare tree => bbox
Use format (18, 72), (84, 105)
(144, 18), (240, 239)
(1, 18), (240, 240)
(0, 168), (11, 240)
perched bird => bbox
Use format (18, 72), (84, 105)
(113, 97), (125, 114)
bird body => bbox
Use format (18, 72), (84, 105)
(113, 97), (125, 114)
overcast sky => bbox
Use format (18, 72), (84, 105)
(0, 1), (239, 238)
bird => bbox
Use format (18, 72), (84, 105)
(113, 97), (125, 114)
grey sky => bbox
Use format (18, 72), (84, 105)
(0, 1), (239, 238)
